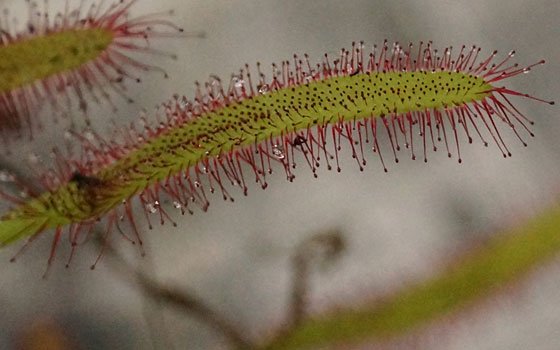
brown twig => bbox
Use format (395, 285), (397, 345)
(98, 235), (255, 350)
(288, 229), (346, 326)
(134, 272), (254, 350)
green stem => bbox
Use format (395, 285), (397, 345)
(262, 201), (560, 349)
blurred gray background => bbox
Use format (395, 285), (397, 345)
(0, 0), (559, 349)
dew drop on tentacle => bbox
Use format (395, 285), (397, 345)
(258, 84), (270, 95)
(272, 144), (286, 160)
(146, 202), (158, 214)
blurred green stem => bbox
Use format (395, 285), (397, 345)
(100, 238), (255, 350)
(261, 201), (560, 349)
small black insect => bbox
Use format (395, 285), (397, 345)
(292, 135), (307, 146)
(70, 171), (102, 189)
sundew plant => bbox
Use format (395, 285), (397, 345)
(1, 1), (559, 349)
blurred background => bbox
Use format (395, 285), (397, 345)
(0, 0), (559, 349)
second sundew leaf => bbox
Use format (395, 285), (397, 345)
(0, 41), (554, 267)
(0, 0), (188, 136)
(0, 28), (113, 94)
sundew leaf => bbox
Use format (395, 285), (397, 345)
(0, 41), (554, 269)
